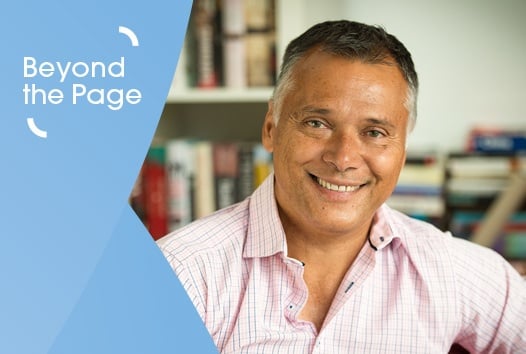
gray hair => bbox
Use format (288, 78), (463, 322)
(272, 20), (419, 132)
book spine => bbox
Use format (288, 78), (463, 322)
(142, 146), (168, 240)
(237, 142), (255, 201)
(193, 0), (219, 88)
(166, 139), (195, 231)
(221, 0), (245, 35)
(245, 0), (275, 87)
(213, 142), (239, 210)
(193, 141), (216, 219)
(387, 194), (445, 217)
(471, 134), (526, 153)
(245, 32), (274, 87)
(223, 37), (247, 88)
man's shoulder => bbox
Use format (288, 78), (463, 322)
(384, 205), (450, 244)
(384, 205), (510, 278)
(157, 199), (250, 263)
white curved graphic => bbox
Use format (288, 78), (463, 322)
(27, 117), (48, 138)
(118, 26), (139, 47)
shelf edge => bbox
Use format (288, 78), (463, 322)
(166, 86), (274, 103)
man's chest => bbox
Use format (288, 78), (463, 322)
(207, 255), (458, 353)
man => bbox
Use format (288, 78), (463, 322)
(158, 20), (526, 353)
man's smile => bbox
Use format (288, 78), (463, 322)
(314, 176), (363, 192)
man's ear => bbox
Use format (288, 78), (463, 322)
(261, 100), (275, 153)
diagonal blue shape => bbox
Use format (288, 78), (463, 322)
(0, 1), (203, 353)
(48, 206), (218, 354)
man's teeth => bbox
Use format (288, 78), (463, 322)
(316, 177), (360, 192)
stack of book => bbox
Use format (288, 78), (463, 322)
(130, 140), (273, 239)
(445, 125), (526, 268)
(175, 0), (276, 90)
(445, 153), (522, 212)
(465, 125), (526, 154)
(387, 150), (446, 228)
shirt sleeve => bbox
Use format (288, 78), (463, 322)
(450, 237), (526, 353)
(158, 240), (208, 323)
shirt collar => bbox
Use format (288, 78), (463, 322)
(243, 175), (404, 258)
(368, 204), (403, 251)
(243, 173), (288, 258)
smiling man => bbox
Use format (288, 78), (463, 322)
(263, 50), (411, 331)
(158, 20), (526, 353)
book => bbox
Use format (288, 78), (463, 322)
(165, 139), (195, 231)
(192, 0), (220, 88)
(245, 32), (274, 87)
(135, 140), (275, 233)
(397, 150), (444, 186)
(237, 142), (256, 201)
(245, 0), (275, 87)
(466, 126), (526, 153)
(447, 153), (520, 178)
(245, 0), (274, 31)
(142, 145), (168, 240)
(213, 141), (239, 210)
(446, 177), (510, 196)
(222, 36), (247, 88)
(221, 0), (246, 35)
(386, 194), (445, 218)
(193, 140), (216, 219)
(389, 150), (445, 227)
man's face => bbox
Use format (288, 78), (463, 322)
(262, 50), (409, 238)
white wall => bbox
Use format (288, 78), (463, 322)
(297, 0), (526, 152)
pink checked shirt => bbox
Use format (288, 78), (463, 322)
(158, 175), (526, 353)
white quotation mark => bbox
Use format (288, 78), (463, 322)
(27, 117), (48, 138)
(27, 25), (139, 139)
(119, 26), (139, 47)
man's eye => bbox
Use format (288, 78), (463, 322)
(305, 120), (326, 128)
(367, 130), (384, 138)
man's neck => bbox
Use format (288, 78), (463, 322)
(285, 228), (368, 269)
(284, 226), (370, 332)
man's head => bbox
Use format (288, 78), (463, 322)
(273, 20), (418, 132)
(262, 20), (417, 240)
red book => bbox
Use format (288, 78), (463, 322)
(142, 146), (168, 240)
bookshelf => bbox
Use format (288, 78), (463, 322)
(154, 101), (268, 143)
(155, 0), (347, 143)
(156, 0), (276, 142)
(166, 87), (273, 103)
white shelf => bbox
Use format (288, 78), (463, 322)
(166, 86), (274, 104)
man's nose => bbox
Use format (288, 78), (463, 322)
(322, 130), (364, 172)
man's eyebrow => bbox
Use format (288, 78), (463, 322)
(300, 106), (332, 115)
(365, 117), (396, 129)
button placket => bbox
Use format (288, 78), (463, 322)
(283, 257), (307, 322)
